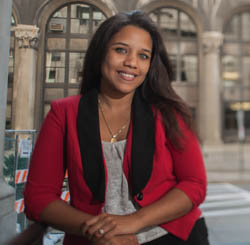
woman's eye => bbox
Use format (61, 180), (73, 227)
(115, 47), (126, 54)
(139, 54), (149, 60)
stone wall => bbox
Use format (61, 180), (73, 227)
(0, 0), (17, 243)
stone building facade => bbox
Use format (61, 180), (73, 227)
(6, 0), (250, 177)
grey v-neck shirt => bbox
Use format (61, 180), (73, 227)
(102, 140), (167, 244)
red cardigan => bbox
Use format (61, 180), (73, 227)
(24, 94), (207, 244)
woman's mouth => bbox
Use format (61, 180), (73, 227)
(118, 71), (137, 80)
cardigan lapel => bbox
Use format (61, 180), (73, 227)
(77, 89), (155, 203)
(77, 89), (106, 203)
(130, 90), (155, 196)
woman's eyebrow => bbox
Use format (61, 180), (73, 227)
(111, 42), (151, 54)
(142, 48), (152, 54)
(110, 42), (128, 47)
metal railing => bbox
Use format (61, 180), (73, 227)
(3, 130), (37, 232)
(3, 130), (67, 244)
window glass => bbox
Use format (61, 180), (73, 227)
(46, 52), (65, 67)
(181, 55), (197, 82)
(223, 43), (241, 56)
(159, 8), (178, 39)
(45, 67), (65, 83)
(71, 19), (89, 34)
(225, 102), (250, 131)
(93, 9), (106, 32)
(45, 52), (65, 83)
(48, 7), (67, 33)
(69, 39), (88, 51)
(68, 88), (80, 96)
(53, 7), (67, 18)
(11, 16), (15, 26)
(71, 4), (90, 34)
(47, 38), (66, 50)
(8, 50), (14, 86)
(149, 7), (198, 84)
(148, 12), (157, 23)
(44, 88), (64, 101)
(224, 14), (239, 40)
(69, 53), (85, 83)
(71, 4), (89, 18)
(222, 55), (240, 87)
(169, 55), (177, 81)
(180, 12), (197, 38)
(242, 13), (250, 41)
(43, 104), (51, 119)
(179, 41), (197, 54)
(245, 109), (250, 129)
(224, 104), (237, 130)
(242, 57), (250, 86)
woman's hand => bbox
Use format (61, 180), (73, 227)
(92, 234), (139, 245)
(81, 213), (140, 241)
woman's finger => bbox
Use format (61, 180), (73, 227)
(81, 213), (108, 234)
(88, 216), (116, 239)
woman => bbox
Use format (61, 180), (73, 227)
(24, 11), (209, 245)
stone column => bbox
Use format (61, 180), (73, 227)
(199, 32), (223, 145)
(12, 25), (39, 130)
(0, 0), (17, 242)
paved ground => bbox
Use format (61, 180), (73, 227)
(44, 182), (250, 245)
(201, 183), (250, 245)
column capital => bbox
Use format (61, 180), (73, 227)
(202, 31), (224, 54)
(13, 24), (40, 49)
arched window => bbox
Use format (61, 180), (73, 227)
(6, 15), (16, 129)
(222, 12), (250, 142)
(43, 3), (106, 117)
(148, 8), (198, 83)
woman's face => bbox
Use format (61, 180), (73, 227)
(100, 25), (152, 97)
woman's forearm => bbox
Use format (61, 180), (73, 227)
(39, 200), (93, 236)
(133, 188), (193, 231)
(81, 188), (193, 240)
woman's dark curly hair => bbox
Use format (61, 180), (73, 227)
(80, 10), (193, 149)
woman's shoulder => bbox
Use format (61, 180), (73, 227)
(51, 94), (82, 107)
(49, 95), (82, 117)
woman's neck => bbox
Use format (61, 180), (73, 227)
(98, 91), (134, 112)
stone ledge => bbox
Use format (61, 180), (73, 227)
(207, 170), (250, 184)
(0, 179), (16, 243)
(0, 210), (17, 243)
(0, 179), (15, 217)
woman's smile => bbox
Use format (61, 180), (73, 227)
(117, 70), (137, 81)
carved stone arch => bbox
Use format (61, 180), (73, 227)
(137, 0), (204, 35)
(11, 1), (21, 24)
(222, 4), (250, 33)
(33, 0), (117, 26)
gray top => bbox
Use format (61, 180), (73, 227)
(102, 140), (168, 244)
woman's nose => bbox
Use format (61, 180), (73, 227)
(124, 53), (137, 69)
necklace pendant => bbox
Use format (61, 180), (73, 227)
(111, 137), (117, 143)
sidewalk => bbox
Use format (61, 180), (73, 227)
(201, 183), (250, 245)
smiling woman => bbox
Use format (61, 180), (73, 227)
(24, 10), (209, 245)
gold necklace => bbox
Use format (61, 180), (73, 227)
(98, 98), (128, 143)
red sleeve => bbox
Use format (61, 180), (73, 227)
(167, 118), (207, 208)
(23, 100), (66, 222)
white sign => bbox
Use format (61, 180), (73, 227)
(19, 139), (32, 158)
